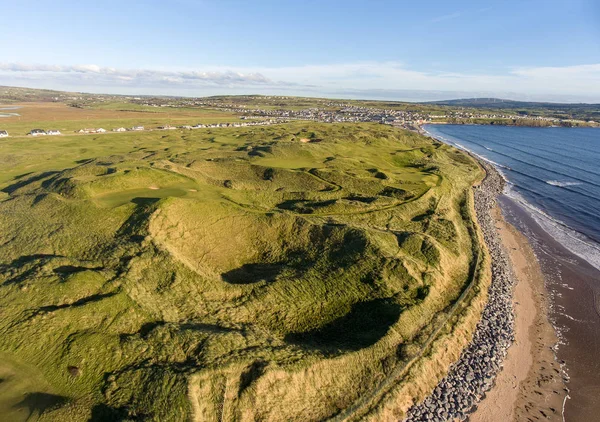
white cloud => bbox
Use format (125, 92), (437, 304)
(1, 61), (599, 102)
(250, 61), (600, 101)
(0, 63), (274, 86)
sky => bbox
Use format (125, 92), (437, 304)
(2, 0), (600, 102)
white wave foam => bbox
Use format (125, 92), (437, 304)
(505, 186), (600, 272)
(546, 180), (582, 187)
(424, 126), (600, 271)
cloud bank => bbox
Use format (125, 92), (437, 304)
(1, 61), (599, 102)
(0, 63), (273, 86)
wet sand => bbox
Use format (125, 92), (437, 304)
(495, 196), (600, 421)
(471, 203), (567, 421)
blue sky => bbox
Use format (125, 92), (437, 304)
(2, 0), (600, 102)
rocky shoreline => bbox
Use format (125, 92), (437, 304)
(404, 160), (516, 421)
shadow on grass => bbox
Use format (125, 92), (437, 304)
(344, 195), (378, 204)
(238, 360), (267, 395)
(36, 291), (118, 313)
(90, 404), (132, 421)
(1, 171), (59, 194)
(0, 254), (63, 286)
(221, 263), (287, 284)
(285, 299), (402, 352)
(276, 199), (337, 213)
(53, 265), (104, 275)
(121, 320), (241, 342)
(222, 250), (314, 285)
(379, 186), (411, 200)
(13, 392), (68, 417)
(115, 197), (161, 242)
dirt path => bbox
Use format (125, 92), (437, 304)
(471, 208), (566, 422)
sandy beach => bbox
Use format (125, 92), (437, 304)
(404, 150), (578, 422)
(499, 196), (600, 422)
(471, 205), (567, 422)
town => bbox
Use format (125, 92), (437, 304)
(1, 91), (597, 140)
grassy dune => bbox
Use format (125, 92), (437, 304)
(0, 121), (484, 420)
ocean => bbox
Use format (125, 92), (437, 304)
(424, 124), (600, 271)
(424, 123), (600, 421)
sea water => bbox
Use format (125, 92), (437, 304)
(424, 124), (600, 272)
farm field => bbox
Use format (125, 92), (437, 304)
(0, 102), (246, 137)
(0, 108), (486, 421)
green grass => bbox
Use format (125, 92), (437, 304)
(0, 121), (483, 421)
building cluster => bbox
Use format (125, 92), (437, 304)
(28, 129), (62, 136)
(178, 119), (287, 129)
(64, 119), (287, 136)
(76, 126), (143, 133)
(77, 128), (107, 134)
(14, 119), (291, 139)
(440, 110), (559, 123)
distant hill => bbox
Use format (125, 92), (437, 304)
(425, 98), (600, 121)
(426, 97), (599, 109)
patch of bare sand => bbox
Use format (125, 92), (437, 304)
(471, 208), (567, 422)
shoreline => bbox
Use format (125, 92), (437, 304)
(422, 123), (600, 275)
(421, 121), (599, 129)
(404, 136), (567, 420)
(419, 122), (600, 420)
(405, 158), (516, 421)
(499, 196), (600, 421)
(470, 202), (567, 421)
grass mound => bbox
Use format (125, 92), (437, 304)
(0, 122), (482, 421)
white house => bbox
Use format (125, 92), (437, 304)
(0, 130), (8, 138)
(113, 127), (127, 132)
(47, 130), (62, 136)
(29, 129), (47, 136)
(96, 128), (107, 133)
(130, 126), (144, 131)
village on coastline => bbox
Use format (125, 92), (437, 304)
(1, 94), (597, 140)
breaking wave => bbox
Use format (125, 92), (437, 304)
(505, 186), (600, 272)
(546, 180), (582, 187)
(424, 125), (600, 273)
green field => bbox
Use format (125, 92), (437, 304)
(0, 120), (484, 421)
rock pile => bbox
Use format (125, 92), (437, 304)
(404, 161), (515, 421)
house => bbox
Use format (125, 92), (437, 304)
(130, 126), (144, 131)
(96, 128), (107, 133)
(0, 130), (8, 138)
(159, 124), (176, 130)
(113, 127), (127, 132)
(47, 130), (61, 136)
(180, 125), (192, 130)
(29, 129), (47, 136)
